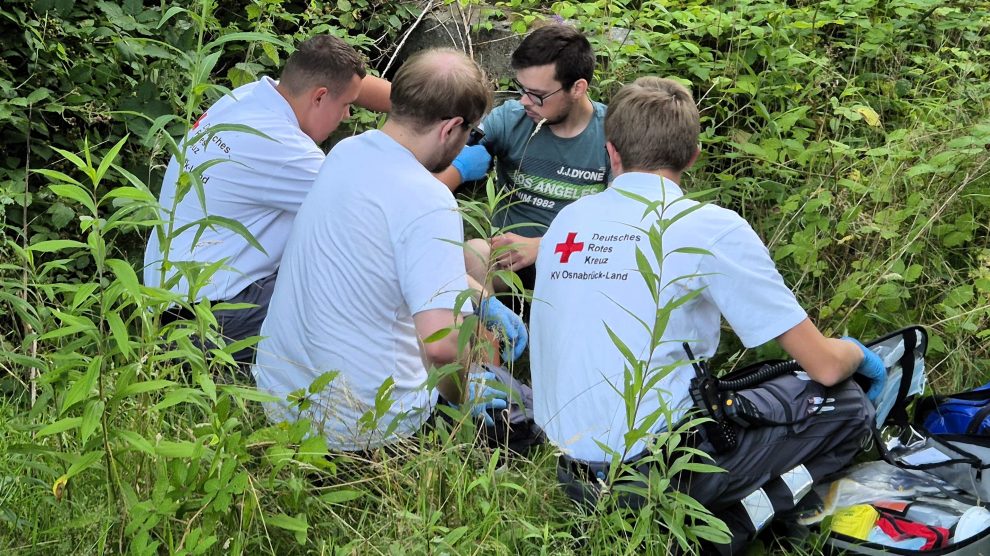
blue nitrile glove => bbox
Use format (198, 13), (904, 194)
(478, 296), (528, 362)
(450, 144), (491, 182)
(842, 336), (886, 404)
(462, 370), (509, 426)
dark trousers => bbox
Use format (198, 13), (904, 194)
(557, 376), (875, 554)
(161, 272), (278, 367)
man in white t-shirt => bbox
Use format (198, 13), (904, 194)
(143, 35), (391, 363)
(252, 49), (528, 452)
(531, 77), (886, 553)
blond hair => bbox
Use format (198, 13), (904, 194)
(604, 77), (700, 172)
(390, 48), (491, 128)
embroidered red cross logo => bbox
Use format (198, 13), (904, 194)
(192, 112), (208, 129)
(554, 232), (584, 263)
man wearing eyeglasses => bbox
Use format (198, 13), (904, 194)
(252, 49), (528, 451)
(437, 24), (610, 296)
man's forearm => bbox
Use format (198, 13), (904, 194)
(355, 75), (391, 113)
(434, 166), (463, 192)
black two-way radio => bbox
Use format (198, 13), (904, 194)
(684, 343), (738, 454)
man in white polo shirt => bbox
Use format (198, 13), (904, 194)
(530, 77), (885, 553)
(143, 35), (390, 363)
(253, 49), (527, 452)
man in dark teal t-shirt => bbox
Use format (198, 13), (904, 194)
(437, 24), (610, 293)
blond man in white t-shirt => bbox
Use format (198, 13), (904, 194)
(531, 77), (885, 553)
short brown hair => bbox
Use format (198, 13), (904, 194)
(280, 35), (367, 97)
(511, 24), (594, 90)
(390, 48), (492, 129)
(604, 77), (700, 173)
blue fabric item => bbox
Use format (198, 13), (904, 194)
(451, 144), (491, 181)
(842, 336), (887, 403)
(924, 382), (990, 435)
(479, 296), (528, 362)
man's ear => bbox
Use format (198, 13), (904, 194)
(569, 78), (589, 97)
(438, 116), (463, 145)
(685, 145), (701, 171)
(310, 86), (330, 108)
(605, 141), (623, 176)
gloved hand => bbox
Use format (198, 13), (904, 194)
(478, 296), (528, 362)
(842, 336), (886, 404)
(452, 370), (508, 426)
(451, 144), (491, 182)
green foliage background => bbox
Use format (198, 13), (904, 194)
(0, 0), (988, 554)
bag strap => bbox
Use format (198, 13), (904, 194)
(886, 327), (919, 427)
(967, 404), (990, 435)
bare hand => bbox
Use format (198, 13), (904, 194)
(491, 233), (540, 271)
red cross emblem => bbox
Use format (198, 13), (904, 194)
(192, 112), (208, 129)
(554, 232), (584, 263)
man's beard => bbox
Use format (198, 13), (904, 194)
(530, 98), (572, 127)
(430, 145), (462, 174)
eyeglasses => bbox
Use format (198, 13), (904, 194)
(444, 117), (486, 145)
(512, 78), (564, 107)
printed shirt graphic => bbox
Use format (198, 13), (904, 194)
(530, 173), (808, 462)
(480, 100), (609, 238)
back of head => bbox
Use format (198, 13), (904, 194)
(605, 77), (700, 173)
(280, 35), (367, 97)
(511, 24), (594, 89)
(389, 48), (492, 129)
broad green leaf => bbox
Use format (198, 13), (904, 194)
(218, 385), (281, 403)
(27, 239), (88, 253)
(64, 450), (104, 480)
(265, 512), (308, 533)
(423, 327), (452, 343)
(668, 246), (711, 256)
(33, 168), (82, 186)
(307, 371), (339, 394)
(94, 134), (129, 185)
(49, 146), (90, 176)
(101, 181), (155, 204)
(854, 105), (881, 127)
(26, 87), (51, 104)
(319, 490), (364, 504)
(80, 400), (103, 443)
(117, 380), (176, 398)
(442, 526), (470, 546)
(152, 388), (208, 411)
(604, 323), (638, 370)
(155, 440), (203, 459)
(116, 430), (155, 455)
(37, 417), (83, 437)
(105, 312), (133, 358)
(106, 258), (141, 300)
(157, 5), (188, 28)
(61, 356), (101, 414)
(204, 32), (291, 52)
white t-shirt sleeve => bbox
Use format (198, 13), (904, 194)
(396, 204), (472, 315)
(699, 220), (808, 348)
(237, 150), (325, 213)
